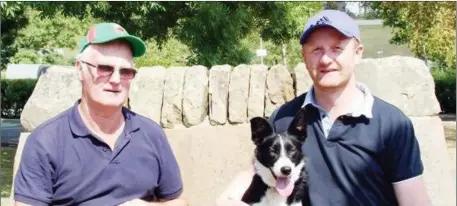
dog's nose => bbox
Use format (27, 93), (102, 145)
(280, 166), (292, 175)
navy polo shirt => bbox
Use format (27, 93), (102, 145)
(268, 89), (424, 205)
(14, 101), (183, 206)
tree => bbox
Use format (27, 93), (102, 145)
(372, 2), (456, 69)
(253, 2), (322, 66)
(1, 2), (29, 69)
(29, 2), (324, 68)
(8, 6), (97, 66)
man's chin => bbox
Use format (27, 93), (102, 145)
(95, 98), (126, 108)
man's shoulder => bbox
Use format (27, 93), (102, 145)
(29, 107), (72, 140)
(270, 93), (308, 121)
(372, 96), (409, 121)
(23, 107), (73, 155)
(267, 93), (308, 132)
(124, 108), (163, 131)
(123, 108), (167, 144)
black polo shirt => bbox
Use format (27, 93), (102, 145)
(268, 92), (424, 205)
(14, 101), (183, 206)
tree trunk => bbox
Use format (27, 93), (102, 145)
(281, 42), (287, 66)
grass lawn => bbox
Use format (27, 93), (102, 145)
(1, 147), (16, 198)
(359, 25), (414, 59)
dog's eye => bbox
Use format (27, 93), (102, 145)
(270, 146), (279, 154)
(286, 144), (297, 153)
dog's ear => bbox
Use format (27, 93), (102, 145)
(250, 117), (273, 146)
(287, 108), (308, 142)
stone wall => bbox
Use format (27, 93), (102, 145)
(13, 56), (455, 206)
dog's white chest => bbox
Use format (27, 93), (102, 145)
(251, 188), (302, 206)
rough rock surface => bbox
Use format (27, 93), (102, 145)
(161, 67), (187, 128)
(247, 64), (268, 119)
(292, 63), (313, 96)
(410, 117), (455, 206)
(182, 65), (209, 127)
(129, 66), (166, 123)
(209, 65), (232, 125)
(228, 64), (251, 123)
(264, 64), (295, 117)
(20, 66), (81, 132)
(355, 56), (441, 116)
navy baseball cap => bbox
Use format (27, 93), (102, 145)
(299, 10), (360, 45)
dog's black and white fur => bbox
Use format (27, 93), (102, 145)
(241, 109), (310, 206)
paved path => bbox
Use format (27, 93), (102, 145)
(1, 119), (23, 147)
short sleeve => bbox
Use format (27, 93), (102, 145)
(384, 116), (424, 183)
(14, 133), (55, 205)
(155, 128), (183, 200)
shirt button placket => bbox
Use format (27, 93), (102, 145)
(102, 147), (112, 160)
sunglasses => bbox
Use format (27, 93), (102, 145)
(80, 60), (137, 80)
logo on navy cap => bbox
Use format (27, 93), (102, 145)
(316, 16), (332, 25)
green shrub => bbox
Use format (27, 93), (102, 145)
(1, 79), (37, 118)
(432, 68), (456, 114)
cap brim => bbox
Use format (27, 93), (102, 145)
(79, 35), (146, 57)
(299, 24), (354, 45)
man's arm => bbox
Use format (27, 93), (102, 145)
(216, 165), (254, 201)
(385, 116), (432, 206)
(13, 132), (55, 206)
(14, 202), (33, 206)
(393, 176), (431, 206)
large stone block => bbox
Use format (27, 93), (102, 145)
(410, 116), (455, 206)
(228, 64), (251, 123)
(20, 66), (81, 132)
(264, 64), (295, 117)
(161, 67), (188, 128)
(247, 64), (268, 119)
(292, 63), (313, 96)
(165, 124), (254, 206)
(129, 66), (166, 123)
(182, 65), (209, 127)
(355, 56), (441, 116)
(209, 65), (232, 125)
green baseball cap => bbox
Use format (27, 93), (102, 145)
(78, 22), (146, 57)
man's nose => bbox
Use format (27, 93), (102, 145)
(109, 70), (121, 84)
(319, 52), (333, 65)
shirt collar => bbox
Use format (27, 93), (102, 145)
(68, 99), (140, 137)
(301, 82), (373, 118)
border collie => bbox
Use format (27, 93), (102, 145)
(241, 109), (309, 206)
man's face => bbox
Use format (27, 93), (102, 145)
(76, 41), (135, 109)
(301, 27), (363, 91)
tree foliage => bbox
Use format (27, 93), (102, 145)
(1, 2), (29, 69)
(7, 6), (97, 66)
(372, 2), (456, 69)
(25, 2), (323, 67)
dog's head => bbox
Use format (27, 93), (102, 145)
(249, 108), (308, 197)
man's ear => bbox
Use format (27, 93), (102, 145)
(75, 60), (84, 81)
(354, 41), (364, 65)
(301, 46), (306, 63)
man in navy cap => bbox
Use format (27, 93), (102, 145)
(217, 10), (432, 206)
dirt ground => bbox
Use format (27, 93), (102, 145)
(443, 121), (456, 172)
(1, 118), (456, 206)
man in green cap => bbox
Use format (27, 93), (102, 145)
(14, 23), (187, 206)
